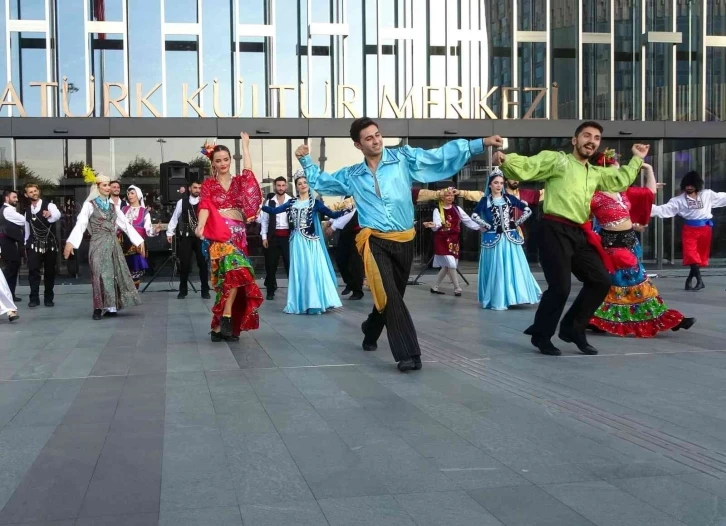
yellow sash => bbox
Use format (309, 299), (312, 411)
(355, 227), (416, 312)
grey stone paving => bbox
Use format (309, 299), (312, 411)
(1, 271), (726, 526)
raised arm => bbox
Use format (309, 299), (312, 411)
(708, 189), (726, 208)
(261, 201), (292, 215)
(296, 145), (352, 196)
(499, 150), (568, 182)
(399, 139), (485, 183)
(457, 190), (485, 203)
(596, 157), (644, 192)
(241, 132), (252, 171)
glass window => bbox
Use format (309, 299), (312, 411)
(128, 0), (163, 117)
(706, 47), (726, 121)
(518, 42), (546, 118)
(519, 0), (546, 31)
(91, 35), (127, 117)
(676, 0), (701, 121)
(583, 44), (611, 120)
(0, 139), (15, 190)
(239, 0), (265, 24)
(707, 0), (726, 35)
(164, 35), (200, 117)
(614, 4), (642, 120)
(582, 0), (610, 33)
(8, 31), (48, 117)
(645, 42), (671, 120)
(487, 0), (513, 117)
(202, 0), (233, 117)
(551, 0), (578, 119)
(646, 0), (672, 31)
(273, 0), (301, 118)
(57, 2), (87, 117)
(9, 0), (46, 20)
(165, 0), (197, 23)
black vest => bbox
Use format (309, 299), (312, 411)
(176, 196), (199, 237)
(0, 205), (24, 243)
(25, 201), (52, 243)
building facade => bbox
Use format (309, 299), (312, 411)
(0, 0), (725, 274)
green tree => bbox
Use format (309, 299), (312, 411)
(0, 160), (56, 193)
(120, 156), (160, 179)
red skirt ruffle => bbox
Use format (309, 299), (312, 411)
(590, 309), (684, 338)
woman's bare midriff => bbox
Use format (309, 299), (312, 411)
(603, 219), (633, 232)
(220, 209), (245, 222)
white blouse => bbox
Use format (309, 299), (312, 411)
(431, 206), (480, 231)
(66, 201), (144, 249)
(651, 189), (726, 221)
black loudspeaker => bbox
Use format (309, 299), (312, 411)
(160, 161), (190, 203)
(188, 166), (203, 184)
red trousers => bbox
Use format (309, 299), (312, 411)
(682, 224), (712, 266)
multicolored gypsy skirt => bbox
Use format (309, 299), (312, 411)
(590, 231), (683, 338)
(119, 233), (149, 287)
(207, 218), (262, 335)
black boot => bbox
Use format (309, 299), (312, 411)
(672, 317), (696, 331)
(397, 359), (416, 372)
(92, 309), (103, 320)
(220, 316), (233, 338)
(412, 356), (422, 370)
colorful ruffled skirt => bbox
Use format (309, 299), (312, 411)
(207, 218), (262, 335)
(590, 232), (683, 337)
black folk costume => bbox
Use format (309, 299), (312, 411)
(0, 203), (24, 300)
(25, 199), (61, 307)
(167, 193), (210, 298)
(259, 193), (292, 300)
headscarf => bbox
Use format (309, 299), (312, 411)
(126, 185), (145, 208)
(84, 174), (111, 203)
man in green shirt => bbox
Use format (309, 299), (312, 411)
(493, 121), (650, 356)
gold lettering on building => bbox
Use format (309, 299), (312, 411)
(0, 80), (558, 120)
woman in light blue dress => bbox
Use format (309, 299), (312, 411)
(471, 170), (542, 310)
(261, 171), (347, 314)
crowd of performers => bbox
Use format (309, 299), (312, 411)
(2, 119), (725, 373)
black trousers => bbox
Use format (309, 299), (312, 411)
(178, 236), (209, 294)
(336, 229), (364, 292)
(528, 219), (611, 338)
(263, 235), (290, 293)
(362, 237), (420, 362)
(27, 248), (57, 302)
(0, 258), (20, 298)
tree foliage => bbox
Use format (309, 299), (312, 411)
(188, 156), (211, 177)
(0, 160), (56, 193)
(120, 156), (160, 179)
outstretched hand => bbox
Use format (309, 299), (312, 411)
(240, 132), (250, 148)
(295, 144), (310, 159)
(484, 135), (504, 148)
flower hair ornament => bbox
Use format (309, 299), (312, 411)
(82, 165), (97, 184)
(200, 140), (216, 161)
(592, 148), (619, 167)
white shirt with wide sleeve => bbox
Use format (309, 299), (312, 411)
(24, 199), (62, 242)
(166, 196), (200, 237)
(651, 189), (726, 220)
(66, 201), (144, 249)
(330, 209), (356, 231)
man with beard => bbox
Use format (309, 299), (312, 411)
(24, 184), (61, 307)
(167, 179), (211, 299)
(650, 171), (726, 291)
(0, 189), (25, 301)
(109, 180), (125, 210)
(259, 176), (292, 300)
(493, 121), (650, 356)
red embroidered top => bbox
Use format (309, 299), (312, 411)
(199, 170), (263, 242)
(591, 187), (655, 229)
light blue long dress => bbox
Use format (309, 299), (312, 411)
(473, 194), (542, 310)
(261, 197), (344, 314)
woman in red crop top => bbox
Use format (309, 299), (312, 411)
(588, 150), (694, 337)
(196, 132), (263, 342)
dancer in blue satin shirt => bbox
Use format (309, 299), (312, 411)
(261, 171), (348, 314)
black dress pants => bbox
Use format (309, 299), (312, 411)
(527, 219), (611, 339)
(362, 237), (420, 362)
(178, 236), (209, 294)
(1, 258), (20, 298)
(336, 229), (364, 292)
(27, 248), (57, 302)
(263, 235), (290, 294)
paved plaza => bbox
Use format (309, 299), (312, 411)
(1, 271), (726, 525)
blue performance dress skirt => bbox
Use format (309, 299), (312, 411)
(478, 239), (541, 310)
(285, 233), (343, 315)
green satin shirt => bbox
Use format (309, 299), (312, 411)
(500, 151), (643, 224)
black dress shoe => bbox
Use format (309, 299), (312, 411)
(349, 291), (364, 300)
(8, 313), (18, 322)
(28, 301), (39, 308)
(341, 286), (352, 295)
(559, 330), (598, 355)
(531, 335), (562, 356)
(672, 317), (696, 331)
(430, 288), (445, 295)
(92, 309), (103, 320)
(693, 280), (705, 291)
(210, 331), (224, 342)
(177, 292), (187, 299)
(266, 293), (274, 300)
(44, 300), (54, 307)
(362, 340), (377, 351)
(201, 291), (211, 300)
(225, 335), (240, 342)
(103, 311), (117, 317)
(412, 356), (422, 370)
(397, 359), (416, 372)
(12, 296), (21, 302)
(220, 316), (233, 338)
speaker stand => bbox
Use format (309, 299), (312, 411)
(141, 238), (198, 293)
